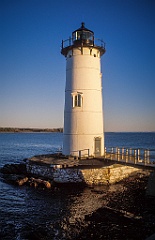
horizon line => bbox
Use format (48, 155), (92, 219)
(0, 127), (154, 133)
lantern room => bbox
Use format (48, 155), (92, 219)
(61, 22), (105, 57)
(72, 22), (94, 46)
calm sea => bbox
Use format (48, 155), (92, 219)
(0, 132), (155, 239)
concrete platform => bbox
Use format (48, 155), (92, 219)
(28, 154), (110, 167)
(26, 154), (151, 185)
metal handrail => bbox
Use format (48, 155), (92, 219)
(105, 147), (155, 166)
(61, 37), (106, 50)
(70, 148), (90, 158)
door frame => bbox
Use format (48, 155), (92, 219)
(94, 137), (102, 157)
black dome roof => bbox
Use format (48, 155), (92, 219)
(72, 22), (94, 34)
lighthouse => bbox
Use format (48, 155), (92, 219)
(61, 23), (105, 158)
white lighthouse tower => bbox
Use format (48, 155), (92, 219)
(61, 23), (105, 158)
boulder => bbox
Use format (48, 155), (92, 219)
(16, 177), (29, 186)
(0, 163), (27, 175)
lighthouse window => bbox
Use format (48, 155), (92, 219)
(75, 94), (82, 107)
(72, 93), (83, 108)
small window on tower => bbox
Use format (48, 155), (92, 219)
(75, 94), (82, 107)
(72, 93), (83, 108)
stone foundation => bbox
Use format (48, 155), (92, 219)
(26, 160), (145, 185)
(81, 165), (142, 185)
(26, 161), (54, 179)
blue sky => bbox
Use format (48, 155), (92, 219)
(0, 0), (155, 131)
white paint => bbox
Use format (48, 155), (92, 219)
(62, 26), (105, 157)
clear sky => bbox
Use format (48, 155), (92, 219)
(0, 0), (155, 132)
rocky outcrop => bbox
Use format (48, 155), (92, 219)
(0, 163), (27, 174)
(0, 163), (53, 189)
(29, 177), (51, 188)
(16, 176), (29, 186)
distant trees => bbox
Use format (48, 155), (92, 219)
(0, 128), (63, 133)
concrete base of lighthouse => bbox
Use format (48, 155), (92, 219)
(26, 154), (149, 185)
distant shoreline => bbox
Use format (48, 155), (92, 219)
(0, 127), (63, 133)
(0, 128), (154, 133)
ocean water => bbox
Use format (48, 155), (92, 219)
(0, 132), (155, 239)
(105, 132), (155, 150)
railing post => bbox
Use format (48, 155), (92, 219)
(126, 149), (128, 163)
(147, 150), (150, 164)
(144, 150), (147, 165)
(88, 149), (90, 158)
(122, 148), (124, 160)
(137, 149), (140, 162)
(118, 148), (120, 161)
(104, 147), (106, 158)
(134, 149), (137, 164)
(115, 147), (118, 160)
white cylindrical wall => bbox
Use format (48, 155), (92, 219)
(63, 47), (104, 157)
